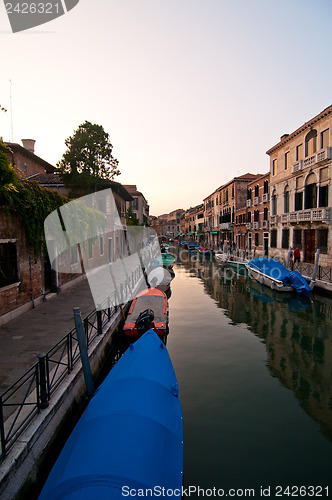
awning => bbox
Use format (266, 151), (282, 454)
(210, 231), (218, 235)
(196, 233), (203, 237)
(187, 232), (194, 235)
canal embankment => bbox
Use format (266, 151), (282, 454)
(0, 277), (129, 500)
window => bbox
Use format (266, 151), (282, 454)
(254, 210), (259, 222)
(270, 230), (277, 248)
(100, 236), (104, 256)
(294, 192), (303, 211)
(131, 198), (138, 211)
(108, 238), (113, 262)
(293, 229), (302, 250)
(70, 245), (78, 265)
(0, 242), (18, 287)
(317, 229), (328, 254)
(282, 229), (289, 249)
(271, 191), (277, 216)
(247, 211), (251, 223)
(232, 186), (234, 198)
(255, 185), (259, 197)
(305, 183), (317, 209)
(88, 239), (93, 259)
(264, 180), (269, 194)
(321, 129), (329, 149)
(296, 144), (302, 161)
(263, 207), (268, 220)
(284, 152), (290, 170)
(247, 188), (252, 200)
(319, 185), (328, 207)
(284, 188), (290, 213)
(255, 233), (259, 247)
(305, 130), (317, 157)
(272, 159), (277, 175)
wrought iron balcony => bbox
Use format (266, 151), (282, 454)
(253, 196), (260, 206)
(253, 221), (259, 229)
(246, 199), (252, 208)
(262, 193), (269, 203)
(246, 222), (252, 229)
(261, 220), (269, 229)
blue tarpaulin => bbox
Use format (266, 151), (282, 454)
(39, 330), (183, 500)
(248, 258), (312, 296)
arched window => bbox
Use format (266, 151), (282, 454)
(284, 186), (290, 213)
(305, 129), (317, 157)
(305, 172), (317, 209)
(271, 190), (277, 216)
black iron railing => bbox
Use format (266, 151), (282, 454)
(0, 306), (115, 461)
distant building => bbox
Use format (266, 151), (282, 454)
(267, 105), (332, 266)
(123, 185), (149, 225)
(245, 172), (270, 257)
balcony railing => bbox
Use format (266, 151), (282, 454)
(281, 214), (289, 223)
(246, 222), (252, 229)
(261, 220), (269, 229)
(292, 148), (332, 173)
(246, 199), (252, 208)
(270, 215), (277, 225)
(285, 208), (331, 224)
(253, 221), (259, 229)
(253, 196), (260, 206)
(262, 193), (269, 203)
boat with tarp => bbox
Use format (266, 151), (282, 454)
(245, 254), (319, 295)
(38, 330), (183, 500)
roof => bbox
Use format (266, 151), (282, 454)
(266, 104), (332, 155)
(31, 173), (64, 185)
(123, 184), (148, 204)
(3, 142), (55, 173)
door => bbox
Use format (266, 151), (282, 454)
(263, 233), (269, 257)
(304, 229), (315, 263)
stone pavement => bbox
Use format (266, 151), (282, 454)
(0, 278), (95, 395)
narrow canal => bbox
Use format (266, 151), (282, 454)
(165, 250), (332, 495)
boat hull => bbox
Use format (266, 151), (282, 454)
(247, 266), (297, 292)
(39, 330), (183, 500)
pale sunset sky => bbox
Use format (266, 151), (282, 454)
(1, 0), (332, 215)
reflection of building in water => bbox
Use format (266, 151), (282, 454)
(181, 256), (332, 441)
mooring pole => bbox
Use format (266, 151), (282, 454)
(73, 307), (94, 397)
(286, 247), (292, 269)
(312, 248), (320, 282)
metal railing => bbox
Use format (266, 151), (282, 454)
(0, 306), (114, 461)
(0, 262), (145, 461)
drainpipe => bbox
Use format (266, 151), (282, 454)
(29, 256), (35, 308)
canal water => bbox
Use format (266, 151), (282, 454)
(165, 250), (332, 495)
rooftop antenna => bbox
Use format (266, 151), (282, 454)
(9, 79), (13, 142)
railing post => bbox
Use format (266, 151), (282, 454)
(73, 308), (94, 397)
(0, 395), (6, 459)
(97, 310), (102, 335)
(38, 354), (49, 409)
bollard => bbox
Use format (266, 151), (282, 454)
(38, 354), (49, 409)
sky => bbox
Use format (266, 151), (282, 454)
(1, 0), (332, 216)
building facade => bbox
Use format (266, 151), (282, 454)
(123, 185), (149, 225)
(246, 172), (270, 257)
(267, 105), (332, 266)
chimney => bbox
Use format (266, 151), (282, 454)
(22, 139), (36, 153)
(280, 133), (289, 141)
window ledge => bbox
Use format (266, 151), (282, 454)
(0, 281), (21, 292)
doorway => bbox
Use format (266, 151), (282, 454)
(304, 229), (315, 263)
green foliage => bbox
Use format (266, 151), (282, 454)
(0, 142), (19, 194)
(0, 104), (7, 113)
(58, 120), (120, 194)
(126, 205), (140, 226)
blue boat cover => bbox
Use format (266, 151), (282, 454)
(248, 259), (312, 296)
(39, 330), (183, 500)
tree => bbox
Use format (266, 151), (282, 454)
(0, 104), (7, 113)
(58, 121), (120, 193)
(0, 141), (18, 201)
(126, 205), (140, 226)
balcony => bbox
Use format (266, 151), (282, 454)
(296, 207), (331, 223)
(292, 148), (332, 173)
(281, 214), (289, 223)
(253, 196), (260, 206)
(270, 215), (277, 225)
(246, 199), (252, 208)
(262, 193), (269, 203)
(261, 220), (269, 229)
(246, 222), (252, 230)
(253, 221), (259, 229)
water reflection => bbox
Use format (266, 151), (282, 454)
(175, 250), (332, 443)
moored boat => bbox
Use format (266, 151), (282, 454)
(124, 288), (169, 337)
(38, 330), (183, 500)
(154, 254), (176, 267)
(245, 256), (317, 295)
(198, 247), (212, 256)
